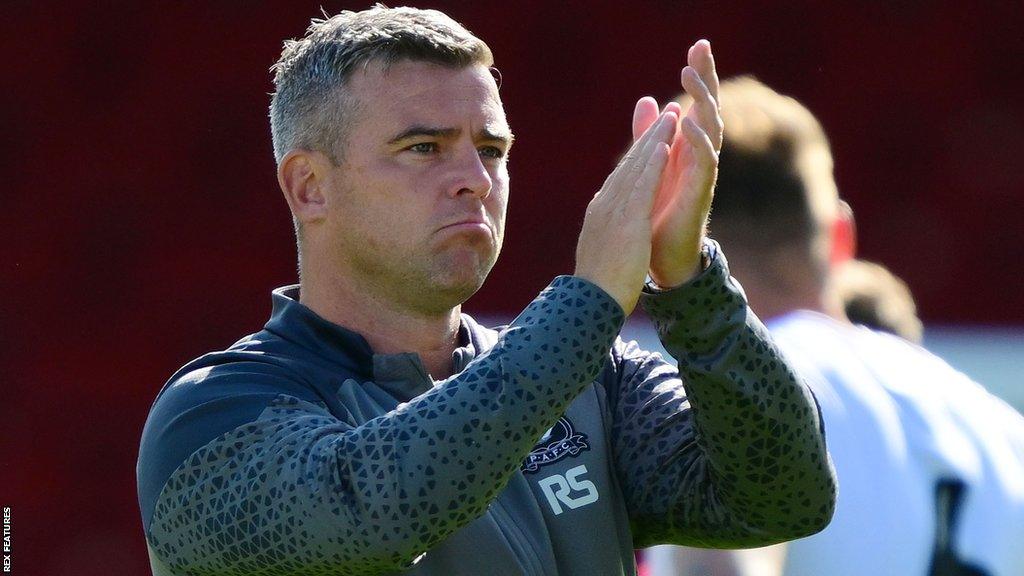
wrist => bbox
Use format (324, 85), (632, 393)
(647, 239), (715, 291)
(648, 264), (699, 290)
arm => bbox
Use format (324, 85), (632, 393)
(141, 276), (625, 576)
(141, 104), (682, 575)
(609, 246), (835, 548)
(603, 39), (834, 548)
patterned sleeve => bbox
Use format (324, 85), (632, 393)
(607, 243), (836, 548)
(141, 276), (624, 575)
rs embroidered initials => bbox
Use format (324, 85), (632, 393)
(538, 465), (599, 515)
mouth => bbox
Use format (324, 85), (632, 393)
(438, 219), (491, 235)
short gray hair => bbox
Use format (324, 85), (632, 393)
(269, 5), (494, 164)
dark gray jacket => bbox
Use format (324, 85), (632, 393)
(137, 247), (835, 575)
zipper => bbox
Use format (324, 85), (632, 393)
(489, 497), (550, 576)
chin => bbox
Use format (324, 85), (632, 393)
(440, 270), (490, 304)
(413, 244), (496, 307)
(424, 263), (493, 308)
(411, 281), (482, 315)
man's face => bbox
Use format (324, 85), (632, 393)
(318, 60), (512, 314)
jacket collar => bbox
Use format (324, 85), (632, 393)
(264, 285), (492, 395)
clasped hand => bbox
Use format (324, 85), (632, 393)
(575, 40), (723, 314)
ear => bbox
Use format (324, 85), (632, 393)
(829, 199), (856, 266)
(277, 150), (333, 225)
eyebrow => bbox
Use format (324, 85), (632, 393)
(388, 125), (515, 147)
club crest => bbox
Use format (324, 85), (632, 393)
(521, 417), (590, 474)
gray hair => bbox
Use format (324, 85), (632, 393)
(269, 5), (494, 165)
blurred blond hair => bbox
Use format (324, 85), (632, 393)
(834, 259), (923, 343)
(680, 76), (839, 276)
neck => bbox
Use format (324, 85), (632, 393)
(720, 246), (843, 324)
(743, 275), (849, 325)
(298, 258), (463, 380)
(730, 270), (830, 324)
(747, 290), (821, 323)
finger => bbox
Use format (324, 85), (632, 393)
(629, 110), (678, 165)
(603, 112), (675, 204)
(617, 133), (661, 214)
(688, 39), (719, 105)
(679, 116), (718, 172)
(632, 96), (660, 141)
(636, 113), (676, 173)
(662, 101), (684, 118)
(630, 142), (671, 215)
(638, 110), (678, 180)
(630, 109), (675, 157)
(681, 66), (723, 151)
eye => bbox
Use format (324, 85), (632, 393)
(407, 142), (438, 154)
(479, 146), (505, 160)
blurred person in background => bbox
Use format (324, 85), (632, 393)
(135, 8), (837, 576)
(835, 258), (924, 344)
(642, 76), (1024, 576)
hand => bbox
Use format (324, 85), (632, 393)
(574, 111), (678, 314)
(632, 40), (723, 288)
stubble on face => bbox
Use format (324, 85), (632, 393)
(321, 61), (510, 317)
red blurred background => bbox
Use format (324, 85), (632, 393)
(3, 1), (1022, 573)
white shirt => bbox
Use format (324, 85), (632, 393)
(645, 311), (1024, 576)
(776, 312), (1024, 576)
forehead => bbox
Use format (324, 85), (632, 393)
(345, 60), (508, 134)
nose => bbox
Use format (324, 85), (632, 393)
(448, 145), (493, 199)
